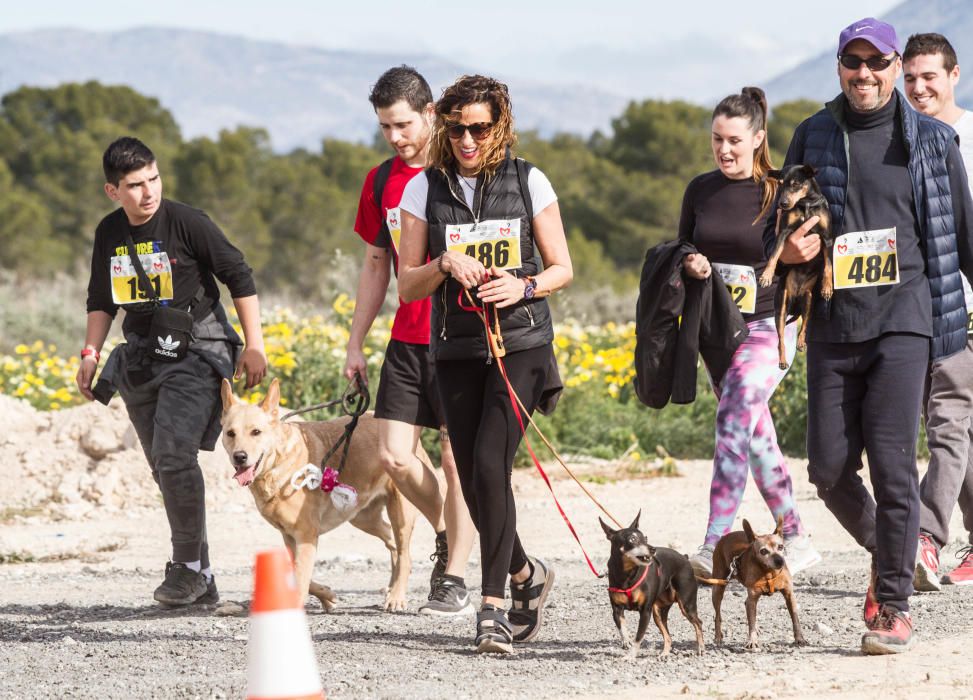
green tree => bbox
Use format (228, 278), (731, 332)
(601, 99), (712, 179)
(767, 99), (822, 163)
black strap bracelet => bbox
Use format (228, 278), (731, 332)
(436, 252), (448, 276)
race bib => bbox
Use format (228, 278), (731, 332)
(385, 206), (402, 254)
(445, 219), (522, 271)
(713, 262), (756, 314)
(833, 228), (899, 290)
(110, 250), (174, 305)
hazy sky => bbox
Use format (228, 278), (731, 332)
(4, 0), (902, 99)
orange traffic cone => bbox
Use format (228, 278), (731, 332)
(246, 549), (325, 700)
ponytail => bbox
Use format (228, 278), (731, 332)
(713, 87), (777, 223)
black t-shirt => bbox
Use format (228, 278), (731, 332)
(678, 170), (776, 320)
(86, 199), (256, 336)
(813, 92), (932, 343)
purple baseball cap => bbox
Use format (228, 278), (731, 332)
(837, 17), (900, 55)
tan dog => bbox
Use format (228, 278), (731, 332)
(220, 378), (419, 612)
(701, 515), (807, 649)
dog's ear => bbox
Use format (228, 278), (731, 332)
(260, 377), (281, 418)
(599, 517), (616, 539)
(766, 169), (783, 182)
(774, 513), (784, 537)
(800, 164), (817, 178)
(629, 509), (641, 531)
(743, 519), (756, 543)
(220, 378), (237, 413)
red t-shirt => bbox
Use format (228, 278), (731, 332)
(354, 156), (431, 345)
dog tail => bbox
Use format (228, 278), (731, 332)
(695, 575), (729, 586)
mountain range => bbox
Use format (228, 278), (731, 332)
(3, 0), (972, 150)
(0, 27), (627, 151)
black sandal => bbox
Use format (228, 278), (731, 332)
(508, 556), (555, 642)
(475, 604), (513, 654)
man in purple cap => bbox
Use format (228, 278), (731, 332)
(764, 17), (973, 654)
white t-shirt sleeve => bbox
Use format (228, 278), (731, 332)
(527, 166), (558, 217)
(399, 166), (556, 222)
(399, 172), (430, 222)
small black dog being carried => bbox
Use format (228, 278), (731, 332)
(758, 164), (833, 369)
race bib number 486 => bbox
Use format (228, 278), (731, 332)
(832, 227), (899, 289)
(445, 219), (522, 271)
(110, 251), (174, 304)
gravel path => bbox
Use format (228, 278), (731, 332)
(2, 460), (972, 699)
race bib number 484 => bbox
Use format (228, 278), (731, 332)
(833, 228), (899, 289)
(110, 251), (174, 304)
(445, 219), (522, 271)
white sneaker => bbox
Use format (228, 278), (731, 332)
(689, 544), (715, 578)
(785, 534), (822, 575)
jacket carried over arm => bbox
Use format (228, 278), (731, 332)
(634, 239), (749, 409)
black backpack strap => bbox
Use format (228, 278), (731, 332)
(514, 157), (533, 221)
(124, 234), (160, 305)
(372, 157), (395, 248)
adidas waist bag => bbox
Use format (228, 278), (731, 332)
(148, 305), (194, 362)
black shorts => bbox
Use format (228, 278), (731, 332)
(374, 339), (445, 429)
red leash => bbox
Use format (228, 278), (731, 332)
(462, 289), (615, 578)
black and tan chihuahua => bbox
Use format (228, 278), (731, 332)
(758, 164), (833, 369)
(600, 513), (705, 657)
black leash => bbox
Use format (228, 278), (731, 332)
(281, 374), (370, 475)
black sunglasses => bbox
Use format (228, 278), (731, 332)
(838, 53), (896, 72)
(446, 122), (494, 141)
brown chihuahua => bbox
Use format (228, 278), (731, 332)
(601, 513), (705, 657)
(758, 164), (833, 369)
(698, 515), (807, 650)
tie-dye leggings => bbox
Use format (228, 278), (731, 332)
(703, 317), (805, 546)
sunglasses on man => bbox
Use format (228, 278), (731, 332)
(838, 53), (897, 72)
(446, 122), (494, 141)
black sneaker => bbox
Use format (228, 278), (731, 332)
(475, 604), (513, 654)
(153, 562), (208, 606)
(196, 575), (220, 605)
(419, 577), (473, 616)
(508, 556), (555, 643)
(429, 531), (448, 591)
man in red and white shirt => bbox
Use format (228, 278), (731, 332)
(345, 66), (474, 615)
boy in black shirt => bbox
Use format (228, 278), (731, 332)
(76, 137), (267, 606)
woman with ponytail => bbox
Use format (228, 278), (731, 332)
(680, 87), (820, 578)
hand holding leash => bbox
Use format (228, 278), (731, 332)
(441, 250), (489, 289)
(477, 267), (525, 308)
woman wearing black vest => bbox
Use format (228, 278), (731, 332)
(398, 75), (573, 653)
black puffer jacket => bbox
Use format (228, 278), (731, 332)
(426, 157), (553, 360)
(634, 240), (749, 408)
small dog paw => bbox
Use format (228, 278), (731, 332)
(744, 639), (760, 651)
(821, 289), (833, 301)
(794, 637), (810, 647)
(779, 362), (789, 370)
(383, 596), (408, 613)
(758, 274), (773, 288)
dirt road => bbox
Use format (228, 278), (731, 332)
(2, 454), (972, 699)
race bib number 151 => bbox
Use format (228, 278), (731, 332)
(110, 251), (174, 304)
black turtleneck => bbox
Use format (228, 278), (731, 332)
(812, 91), (932, 343)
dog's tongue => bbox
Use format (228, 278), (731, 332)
(233, 466), (256, 486)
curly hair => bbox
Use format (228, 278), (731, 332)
(713, 87), (777, 223)
(429, 75), (517, 178)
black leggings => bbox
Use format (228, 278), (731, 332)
(436, 345), (551, 598)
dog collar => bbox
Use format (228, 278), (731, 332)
(607, 565), (653, 602)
